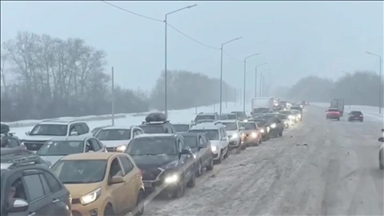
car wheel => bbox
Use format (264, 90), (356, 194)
(241, 143), (246, 150)
(133, 192), (144, 216)
(174, 182), (185, 198)
(206, 158), (214, 171)
(104, 204), (114, 216)
(279, 131), (283, 137)
(216, 150), (223, 164)
(196, 160), (203, 177)
(186, 173), (196, 188)
(337, 118), (340, 121)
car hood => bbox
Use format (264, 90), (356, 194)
(226, 130), (238, 136)
(40, 155), (64, 166)
(100, 140), (131, 148)
(131, 155), (179, 169)
(22, 136), (53, 141)
(64, 183), (101, 198)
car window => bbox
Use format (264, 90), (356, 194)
(42, 171), (62, 193)
(74, 124), (85, 135)
(81, 123), (89, 133)
(109, 158), (123, 178)
(23, 174), (45, 201)
(39, 174), (51, 194)
(118, 156), (134, 175)
(89, 138), (101, 151)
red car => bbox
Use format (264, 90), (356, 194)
(326, 108), (341, 121)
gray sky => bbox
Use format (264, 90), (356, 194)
(1, 1), (383, 92)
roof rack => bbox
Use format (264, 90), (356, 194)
(1, 151), (46, 168)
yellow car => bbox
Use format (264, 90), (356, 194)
(51, 152), (144, 216)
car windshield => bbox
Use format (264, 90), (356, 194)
(173, 124), (190, 132)
(30, 124), (68, 136)
(221, 122), (238, 131)
(37, 141), (84, 156)
(183, 136), (198, 148)
(195, 115), (215, 121)
(240, 122), (257, 130)
(96, 129), (131, 140)
(328, 109), (339, 112)
(351, 111), (362, 115)
(189, 130), (219, 141)
(138, 125), (166, 134)
(51, 160), (107, 184)
(126, 136), (177, 155)
(226, 114), (237, 120)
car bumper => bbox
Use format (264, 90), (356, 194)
(348, 117), (363, 121)
(71, 196), (107, 216)
(326, 115), (340, 119)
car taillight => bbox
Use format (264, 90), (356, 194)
(139, 169), (143, 179)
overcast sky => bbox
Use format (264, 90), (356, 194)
(1, 1), (383, 92)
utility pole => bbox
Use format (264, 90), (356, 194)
(111, 67), (115, 126)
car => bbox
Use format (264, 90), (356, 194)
(231, 111), (247, 121)
(290, 106), (303, 120)
(218, 120), (245, 150)
(1, 123), (10, 134)
(290, 110), (302, 122)
(189, 122), (229, 163)
(279, 110), (296, 124)
(193, 112), (219, 123)
(22, 120), (92, 152)
(95, 126), (144, 152)
(218, 114), (228, 120)
(277, 114), (290, 128)
(179, 132), (214, 176)
(1, 150), (71, 216)
(91, 125), (112, 136)
(239, 121), (262, 146)
(51, 152), (145, 216)
(172, 123), (191, 133)
(326, 108), (341, 121)
(252, 119), (270, 141)
(139, 113), (176, 134)
(223, 113), (238, 120)
(348, 111), (364, 122)
(125, 134), (196, 198)
(254, 114), (284, 138)
(37, 136), (107, 167)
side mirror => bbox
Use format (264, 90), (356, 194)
(70, 131), (78, 136)
(378, 137), (384, 142)
(110, 176), (124, 185)
(180, 149), (192, 155)
(8, 199), (29, 213)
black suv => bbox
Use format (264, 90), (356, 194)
(139, 113), (176, 134)
(125, 134), (196, 198)
(1, 148), (71, 216)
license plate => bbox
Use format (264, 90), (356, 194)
(144, 182), (152, 188)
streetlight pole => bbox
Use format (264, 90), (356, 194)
(219, 37), (242, 114)
(164, 4), (197, 118)
(254, 63), (267, 97)
(259, 70), (270, 97)
(366, 51), (382, 114)
(243, 53), (260, 112)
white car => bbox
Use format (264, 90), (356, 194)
(379, 131), (384, 170)
(217, 120), (244, 150)
(189, 122), (229, 163)
(22, 120), (92, 152)
(95, 126), (144, 152)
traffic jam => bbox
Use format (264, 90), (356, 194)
(2, 97), (381, 216)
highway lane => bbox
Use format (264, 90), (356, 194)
(141, 105), (383, 216)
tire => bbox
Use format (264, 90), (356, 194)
(186, 173), (196, 188)
(133, 192), (144, 216)
(174, 182), (185, 198)
(224, 148), (229, 159)
(104, 204), (114, 216)
(279, 131), (283, 137)
(215, 150), (223, 164)
(240, 143), (246, 150)
(206, 158), (214, 171)
(196, 160), (203, 177)
(337, 118), (340, 121)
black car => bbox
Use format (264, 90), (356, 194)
(255, 114), (284, 138)
(179, 132), (214, 177)
(252, 119), (270, 141)
(125, 134), (196, 198)
(139, 113), (176, 134)
(1, 149), (71, 216)
(348, 111), (364, 122)
(172, 124), (191, 133)
(231, 111), (247, 120)
(224, 113), (237, 120)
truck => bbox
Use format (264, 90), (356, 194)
(251, 97), (274, 115)
(330, 99), (345, 116)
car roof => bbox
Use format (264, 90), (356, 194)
(61, 152), (124, 160)
(135, 133), (176, 138)
(217, 120), (238, 123)
(178, 132), (203, 137)
(48, 136), (91, 142)
(190, 123), (222, 130)
(173, 123), (190, 125)
(101, 126), (133, 130)
(37, 119), (84, 125)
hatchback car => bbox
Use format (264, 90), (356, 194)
(95, 126), (144, 152)
(348, 111), (364, 122)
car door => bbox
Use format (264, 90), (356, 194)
(118, 155), (137, 211)
(88, 138), (102, 152)
(220, 128), (228, 149)
(177, 139), (189, 183)
(107, 157), (125, 213)
(198, 135), (208, 165)
(180, 139), (194, 181)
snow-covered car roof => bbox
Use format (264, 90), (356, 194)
(216, 120), (238, 123)
(100, 126), (134, 130)
(190, 122), (224, 130)
(135, 133), (176, 139)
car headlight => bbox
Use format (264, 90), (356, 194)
(288, 115), (294, 120)
(266, 127), (270, 132)
(211, 145), (217, 152)
(192, 154), (196, 159)
(260, 129), (265, 133)
(243, 119), (248, 122)
(80, 188), (101, 205)
(231, 133), (238, 139)
(251, 132), (257, 138)
(116, 145), (127, 152)
(164, 174), (179, 184)
(270, 123), (277, 128)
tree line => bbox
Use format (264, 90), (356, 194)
(0, 31), (235, 122)
(275, 71), (382, 107)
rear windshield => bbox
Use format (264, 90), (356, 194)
(195, 115), (215, 121)
(351, 111), (362, 115)
(226, 114), (237, 120)
(189, 130), (219, 141)
(138, 124), (166, 134)
(173, 124), (190, 132)
(240, 122), (257, 130)
(221, 122), (238, 131)
(96, 129), (131, 140)
(183, 136), (198, 148)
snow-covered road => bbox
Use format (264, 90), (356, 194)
(142, 105), (384, 216)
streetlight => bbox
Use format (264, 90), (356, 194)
(219, 37), (242, 114)
(259, 69), (270, 96)
(254, 63), (267, 97)
(366, 51), (382, 114)
(243, 53), (260, 112)
(164, 4), (197, 118)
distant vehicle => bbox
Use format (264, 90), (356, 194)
(172, 123), (191, 133)
(193, 112), (219, 123)
(326, 108), (341, 121)
(277, 114), (290, 128)
(252, 119), (270, 141)
(95, 126), (143, 152)
(22, 120), (92, 152)
(37, 136), (107, 166)
(139, 112), (176, 134)
(348, 111), (364, 122)
(251, 97), (274, 115)
(239, 121), (262, 146)
(330, 99), (345, 116)
(219, 120), (245, 150)
(378, 130), (384, 170)
(218, 114), (229, 120)
(1, 123), (10, 134)
(231, 111), (247, 121)
(254, 114), (284, 138)
(91, 125), (111, 136)
(224, 113), (238, 120)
